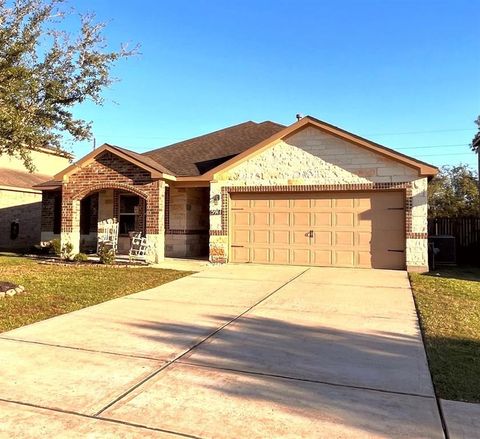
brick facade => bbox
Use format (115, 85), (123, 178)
(41, 191), (58, 233)
(56, 151), (165, 262)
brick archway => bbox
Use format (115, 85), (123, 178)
(58, 151), (166, 262)
(72, 182), (150, 202)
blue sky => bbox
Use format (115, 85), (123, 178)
(70, 0), (480, 170)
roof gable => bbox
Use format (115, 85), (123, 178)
(54, 143), (174, 181)
(205, 116), (438, 179)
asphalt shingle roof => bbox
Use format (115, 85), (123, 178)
(143, 121), (285, 176)
(0, 169), (52, 190)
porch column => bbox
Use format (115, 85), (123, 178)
(145, 180), (165, 263)
(60, 186), (81, 256)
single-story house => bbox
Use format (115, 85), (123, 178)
(36, 116), (438, 271)
(0, 147), (71, 251)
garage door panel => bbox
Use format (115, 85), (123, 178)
(372, 250), (405, 269)
(231, 246), (249, 263)
(313, 250), (332, 266)
(232, 229), (250, 244)
(252, 199), (270, 209)
(252, 247), (269, 264)
(230, 191), (405, 269)
(372, 236), (405, 251)
(292, 230), (310, 245)
(232, 212), (250, 226)
(335, 250), (356, 267)
(358, 251), (373, 268)
(335, 212), (355, 227)
(291, 199), (310, 209)
(312, 212), (332, 227)
(272, 230), (289, 245)
(312, 231), (332, 246)
(271, 248), (289, 264)
(311, 198), (332, 208)
(356, 197), (372, 208)
(253, 212), (269, 226)
(292, 212), (310, 227)
(271, 212), (289, 227)
(231, 198), (250, 208)
(335, 231), (354, 246)
(335, 198), (355, 208)
(291, 248), (310, 265)
(357, 231), (371, 246)
(271, 199), (290, 209)
(252, 230), (269, 244)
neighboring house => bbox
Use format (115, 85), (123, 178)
(36, 116), (437, 271)
(0, 147), (71, 251)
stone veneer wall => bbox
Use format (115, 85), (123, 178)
(209, 126), (428, 271)
(58, 151), (165, 263)
(165, 186), (209, 257)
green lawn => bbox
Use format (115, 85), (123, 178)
(0, 255), (192, 333)
(410, 267), (480, 402)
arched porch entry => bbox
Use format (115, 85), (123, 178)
(60, 182), (165, 263)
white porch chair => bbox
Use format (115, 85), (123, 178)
(97, 219), (119, 253)
(129, 232), (151, 262)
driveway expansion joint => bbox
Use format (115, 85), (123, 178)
(0, 336), (165, 362)
(0, 397), (205, 439)
(93, 268), (311, 417)
(176, 361), (437, 400)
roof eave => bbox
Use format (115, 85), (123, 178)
(54, 144), (176, 181)
(202, 116), (438, 179)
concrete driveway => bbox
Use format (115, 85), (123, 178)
(0, 265), (444, 438)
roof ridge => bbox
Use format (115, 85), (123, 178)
(107, 144), (175, 175)
(143, 121), (258, 155)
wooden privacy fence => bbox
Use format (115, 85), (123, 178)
(428, 217), (480, 265)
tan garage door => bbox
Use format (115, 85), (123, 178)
(230, 191), (405, 269)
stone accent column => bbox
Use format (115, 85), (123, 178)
(406, 178), (429, 272)
(60, 185), (80, 256)
(208, 182), (228, 263)
(145, 180), (165, 263)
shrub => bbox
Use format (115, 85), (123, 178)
(73, 253), (89, 262)
(61, 242), (74, 261)
(50, 239), (61, 256)
(98, 244), (115, 265)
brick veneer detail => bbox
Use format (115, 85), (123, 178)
(60, 151), (163, 235)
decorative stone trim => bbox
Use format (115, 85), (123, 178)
(167, 229), (209, 235)
(210, 230), (227, 236)
(407, 232), (428, 239)
(164, 186), (171, 231)
(224, 182), (411, 192)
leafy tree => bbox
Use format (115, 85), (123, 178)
(471, 115), (480, 153)
(471, 115), (480, 191)
(428, 164), (480, 218)
(0, 0), (137, 170)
